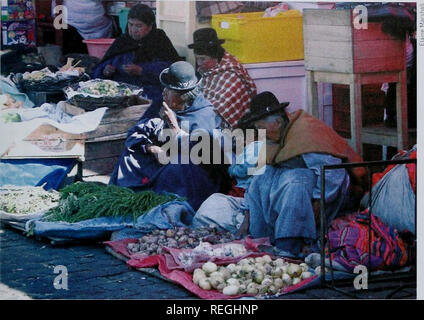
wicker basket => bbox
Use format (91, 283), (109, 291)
(16, 73), (90, 93)
(64, 81), (146, 111)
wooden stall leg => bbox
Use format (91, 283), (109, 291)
(75, 159), (83, 182)
(396, 70), (408, 150)
(306, 70), (319, 118)
(349, 74), (363, 155)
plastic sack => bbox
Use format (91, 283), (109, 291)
(361, 163), (415, 234)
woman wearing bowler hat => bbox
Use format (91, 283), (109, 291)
(194, 92), (367, 258)
(188, 28), (257, 129)
(109, 61), (229, 211)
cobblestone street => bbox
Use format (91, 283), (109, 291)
(0, 226), (416, 300)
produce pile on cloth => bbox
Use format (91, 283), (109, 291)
(1, 182), (185, 240)
(42, 182), (183, 223)
(106, 235), (319, 299)
(0, 185), (59, 215)
(65, 79), (142, 99)
(191, 257), (316, 297)
(126, 227), (236, 257)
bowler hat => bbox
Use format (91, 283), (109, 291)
(188, 28), (225, 50)
(238, 92), (289, 128)
(159, 61), (202, 91)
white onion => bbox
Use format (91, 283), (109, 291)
(202, 262), (218, 274)
(199, 278), (211, 290)
(301, 271), (313, 280)
(226, 278), (240, 287)
(287, 264), (302, 278)
(223, 285), (239, 296)
(274, 278), (284, 289)
(246, 282), (258, 295)
(299, 263), (309, 272)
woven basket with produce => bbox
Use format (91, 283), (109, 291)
(64, 79), (145, 111)
(12, 58), (90, 93)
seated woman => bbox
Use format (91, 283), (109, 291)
(109, 61), (228, 211)
(188, 28), (257, 129)
(92, 4), (181, 118)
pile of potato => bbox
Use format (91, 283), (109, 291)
(192, 256), (315, 297)
(127, 227), (235, 256)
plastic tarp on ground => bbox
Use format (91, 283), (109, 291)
(26, 200), (194, 241)
(104, 237), (321, 300)
(0, 158), (76, 190)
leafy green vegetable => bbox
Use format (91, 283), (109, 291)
(43, 182), (184, 223)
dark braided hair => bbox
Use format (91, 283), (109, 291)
(193, 45), (225, 61)
(128, 4), (157, 29)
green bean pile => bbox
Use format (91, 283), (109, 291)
(44, 182), (183, 223)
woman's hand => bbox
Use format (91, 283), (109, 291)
(160, 102), (181, 135)
(122, 64), (143, 76)
(103, 64), (116, 77)
(146, 144), (163, 154)
(146, 144), (166, 162)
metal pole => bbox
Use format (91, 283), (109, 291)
(320, 165), (326, 287)
(368, 168), (373, 280)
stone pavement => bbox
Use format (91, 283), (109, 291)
(0, 226), (416, 300)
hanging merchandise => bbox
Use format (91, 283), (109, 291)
(1, 19), (35, 47)
(1, 0), (36, 49)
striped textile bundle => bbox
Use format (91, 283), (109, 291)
(327, 210), (408, 273)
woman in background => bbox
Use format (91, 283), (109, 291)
(93, 4), (181, 118)
(188, 28), (257, 129)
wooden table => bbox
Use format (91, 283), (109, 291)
(303, 9), (408, 156)
(1, 124), (86, 181)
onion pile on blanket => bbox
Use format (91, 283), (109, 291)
(193, 257), (315, 297)
(43, 182), (183, 223)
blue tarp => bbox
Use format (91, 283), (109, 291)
(26, 200), (195, 241)
(0, 158), (76, 190)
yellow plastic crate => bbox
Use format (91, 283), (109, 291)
(211, 10), (304, 63)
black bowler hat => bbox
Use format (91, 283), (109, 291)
(188, 28), (225, 51)
(238, 92), (289, 128)
(159, 61), (202, 91)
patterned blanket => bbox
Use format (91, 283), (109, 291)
(328, 210), (409, 272)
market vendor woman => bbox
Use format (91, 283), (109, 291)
(92, 4), (181, 115)
(188, 28), (257, 129)
(109, 61), (228, 211)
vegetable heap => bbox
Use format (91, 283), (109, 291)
(0, 186), (59, 214)
(44, 182), (182, 223)
(179, 242), (248, 267)
(127, 227), (235, 256)
(79, 80), (133, 97)
(193, 256), (316, 297)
